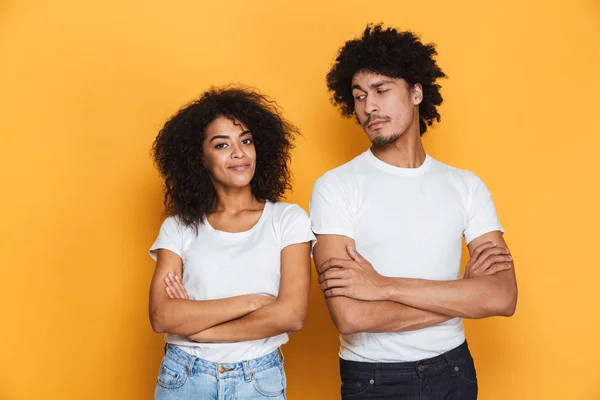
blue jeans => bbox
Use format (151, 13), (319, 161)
(339, 341), (478, 399)
(155, 344), (286, 400)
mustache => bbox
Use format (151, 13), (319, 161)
(364, 114), (391, 128)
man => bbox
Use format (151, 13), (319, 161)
(310, 24), (518, 399)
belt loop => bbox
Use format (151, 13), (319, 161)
(278, 347), (285, 363)
(187, 355), (196, 377)
(242, 361), (252, 382)
(443, 352), (458, 377)
(375, 363), (381, 387)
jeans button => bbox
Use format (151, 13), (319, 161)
(417, 365), (425, 372)
(369, 379), (374, 384)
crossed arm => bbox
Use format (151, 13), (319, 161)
(149, 242), (311, 342)
(313, 231), (517, 335)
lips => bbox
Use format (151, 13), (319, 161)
(228, 164), (251, 171)
(368, 120), (387, 129)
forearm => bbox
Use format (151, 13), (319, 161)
(326, 296), (451, 335)
(384, 270), (517, 319)
(189, 301), (305, 343)
(150, 295), (257, 336)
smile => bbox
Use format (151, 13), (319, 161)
(228, 164), (251, 171)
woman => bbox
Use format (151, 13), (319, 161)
(148, 86), (314, 399)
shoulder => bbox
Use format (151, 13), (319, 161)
(159, 215), (197, 236)
(313, 151), (369, 189)
(430, 157), (485, 193)
(271, 202), (309, 222)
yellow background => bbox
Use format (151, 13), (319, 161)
(1, 0), (599, 398)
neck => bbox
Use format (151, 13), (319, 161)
(211, 184), (261, 214)
(371, 125), (426, 168)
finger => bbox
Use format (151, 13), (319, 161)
(174, 275), (189, 299)
(480, 254), (513, 272)
(320, 278), (347, 292)
(319, 258), (350, 274)
(324, 287), (349, 298)
(469, 247), (510, 273)
(346, 246), (367, 263)
(167, 273), (186, 298)
(486, 263), (513, 275)
(470, 241), (497, 261)
(164, 279), (180, 299)
(318, 268), (347, 284)
(165, 274), (184, 299)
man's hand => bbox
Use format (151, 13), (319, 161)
(464, 241), (513, 279)
(318, 245), (389, 300)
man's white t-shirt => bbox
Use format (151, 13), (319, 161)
(149, 201), (315, 363)
(310, 149), (504, 362)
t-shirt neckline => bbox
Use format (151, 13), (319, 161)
(364, 148), (432, 176)
(204, 201), (271, 235)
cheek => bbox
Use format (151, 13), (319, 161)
(246, 145), (257, 162)
(202, 151), (225, 174)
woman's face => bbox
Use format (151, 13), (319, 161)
(202, 116), (256, 190)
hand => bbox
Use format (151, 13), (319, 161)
(164, 272), (189, 299)
(318, 245), (389, 300)
(464, 241), (513, 279)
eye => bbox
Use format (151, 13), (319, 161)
(354, 94), (366, 101)
(241, 138), (253, 145)
(214, 143), (228, 149)
(377, 89), (390, 94)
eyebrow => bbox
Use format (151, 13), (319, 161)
(209, 130), (252, 142)
(351, 80), (396, 91)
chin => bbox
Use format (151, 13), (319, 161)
(370, 130), (403, 147)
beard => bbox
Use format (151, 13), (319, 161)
(371, 131), (403, 147)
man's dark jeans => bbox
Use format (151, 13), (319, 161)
(340, 341), (478, 399)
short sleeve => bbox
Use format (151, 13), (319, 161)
(309, 172), (355, 239)
(279, 204), (316, 250)
(149, 217), (186, 261)
(463, 175), (504, 245)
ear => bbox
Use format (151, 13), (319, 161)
(412, 83), (423, 105)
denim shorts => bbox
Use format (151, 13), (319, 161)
(155, 344), (286, 400)
(339, 341), (478, 399)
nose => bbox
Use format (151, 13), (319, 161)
(365, 95), (378, 116)
(231, 143), (246, 159)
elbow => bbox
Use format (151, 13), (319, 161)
(287, 318), (305, 333)
(498, 293), (518, 317)
(149, 306), (169, 334)
(488, 290), (518, 318)
(332, 309), (360, 335)
(284, 309), (307, 333)
(337, 322), (358, 336)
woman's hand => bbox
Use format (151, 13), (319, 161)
(164, 272), (189, 299)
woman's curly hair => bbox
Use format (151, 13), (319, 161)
(152, 86), (297, 229)
(326, 24), (447, 135)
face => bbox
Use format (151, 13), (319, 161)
(351, 70), (423, 146)
(202, 116), (256, 190)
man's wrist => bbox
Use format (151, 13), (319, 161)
(378, 276), (398, 301)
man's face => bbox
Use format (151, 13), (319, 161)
(351, 71), (423, 146)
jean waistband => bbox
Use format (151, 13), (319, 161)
(164, 344), (283, 379)
(340, 340), (472, 373)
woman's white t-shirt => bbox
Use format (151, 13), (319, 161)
(149, 201), (315, 363)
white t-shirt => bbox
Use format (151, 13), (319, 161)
(310, 149), (504, 362)
(149, 201), (315, 363)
